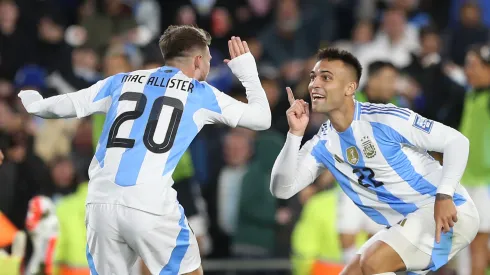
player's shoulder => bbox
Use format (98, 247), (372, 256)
(358, 101), (413, 123)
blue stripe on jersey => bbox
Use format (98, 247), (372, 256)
(338, 127), (419, 217)
(160, 205), (190, 275)
(360, 104), (411, 120)
(94, 75), (123, 167)
(361, 103), (411, 115)
(311, 140), (390, 225)
(162, 83), (221, 176)
(115, 70), (178, 186)
(354, 101), (361, 120)
(361, 110), (410, 120)
(92, 77), (114, 102)
(370, 122), (466, 206)
(428, 228), (453, 271)
(86, 244), (99, 275)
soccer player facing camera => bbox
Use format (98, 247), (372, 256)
(270, 48), (479, 275)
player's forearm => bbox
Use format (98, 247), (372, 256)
(437, 132), (470, 197)
(270, 133), (315, 199)
(24, 94), (78, 119)
(236, 77), (271, 130)
(228, 52), (271, 130)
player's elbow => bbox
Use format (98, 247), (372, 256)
(270, 188), (293, 200)
(270, 177), (294, 199)
(449, 131), (470, 153)
(255, 108), (272, 130)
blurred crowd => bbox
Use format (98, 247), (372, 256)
(0, 0), (490, 274)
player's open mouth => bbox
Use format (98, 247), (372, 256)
(311, 93), (325, 102)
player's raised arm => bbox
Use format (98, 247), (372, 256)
(211, 36), (271, 130)
(270, 87), (325, 199)
(18, 76), (114, 119)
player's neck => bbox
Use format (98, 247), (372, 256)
(164, 61), (196, 79)
(327, 100), (355, 133)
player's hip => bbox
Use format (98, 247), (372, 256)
(85, 201), (188, 238)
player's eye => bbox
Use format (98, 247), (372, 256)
(323, 75), (330, 81)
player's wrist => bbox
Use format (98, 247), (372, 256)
(435, 193), (453, 201)
(227, 53), (258, 79)
(288, 129), (305, 137)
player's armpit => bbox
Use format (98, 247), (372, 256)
(270, 133), (325, 199)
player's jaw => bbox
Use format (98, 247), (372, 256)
(309, 88), (328, 112)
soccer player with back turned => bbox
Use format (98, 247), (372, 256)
(18, 26), (271, 275)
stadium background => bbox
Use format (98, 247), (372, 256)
(0, 0), (489, 274)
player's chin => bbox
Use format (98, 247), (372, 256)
(311, 100), (327, 112)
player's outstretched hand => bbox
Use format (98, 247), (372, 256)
(434, 193), (458, 243)
(224, 36), (250, 64)
(0, 150), (4, 166)
(18, 90), (43, 114)
(286, 87), (309, 137)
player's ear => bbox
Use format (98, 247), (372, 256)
(345, 82), (357, 96)
(193, 55), (202, 70)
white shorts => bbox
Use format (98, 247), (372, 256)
(337, 191), (385, 235)
(463, 185), (490, 232)
(357, 200), (479, 273)
(85, 203), (201, 275)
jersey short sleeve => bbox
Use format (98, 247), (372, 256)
(203, 82), (247, 127)
(66, 76), (114, 118)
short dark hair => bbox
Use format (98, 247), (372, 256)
(419, 25), (439, 41)
(367, 61), (398, 77)
(316, 48), (363, 84)
(159, 25), (212, 62)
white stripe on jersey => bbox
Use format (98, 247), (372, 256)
(326, 124), (406, 224)
(137, 71), (191, 185)
(89, 68), (158, 182)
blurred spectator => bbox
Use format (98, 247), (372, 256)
(333, 20), (374, 58)
(45, 156), (79, 204)
(446, 2), (490, 66)
(131, 0), (161, 46)
(392, 0), (431, 28)
(257, 0), (316, 84)
(357, 61), (401, 105)
(0, 0), (36, 80)
(403, 25), (466, 128)
(357, 7), (420, 86)
(217, 128), (254, 249)
(233, 129), (285, 260)
(457, 43), (490, 275)
(79, 0), (138, 55)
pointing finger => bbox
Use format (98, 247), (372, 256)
(286, 87), (295, 105)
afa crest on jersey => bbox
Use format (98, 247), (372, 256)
(361, 136), (376, 159)
(346, 146), (359, 165)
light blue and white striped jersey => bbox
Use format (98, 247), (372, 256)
(68, 67), (249, 214)
(305, 101), (471, 226)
